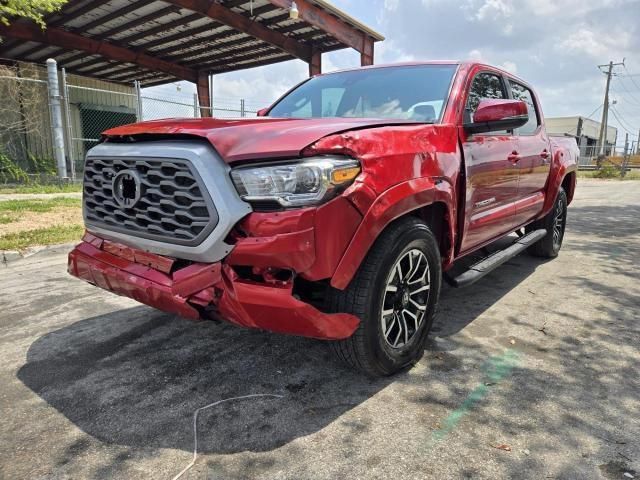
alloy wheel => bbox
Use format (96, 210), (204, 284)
(381, 249), (430, 349)
(552, 197), (566, 249)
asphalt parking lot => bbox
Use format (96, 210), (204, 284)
(1, 178), (638, 480)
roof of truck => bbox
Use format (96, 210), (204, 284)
(315, 60), (533, 90)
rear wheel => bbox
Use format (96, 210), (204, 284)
(526, 187), (567, 258)
(327, 217), (442, 376)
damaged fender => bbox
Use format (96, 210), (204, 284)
(331, 177), (455, 290)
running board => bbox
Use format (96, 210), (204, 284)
(445, 229), (547, 288)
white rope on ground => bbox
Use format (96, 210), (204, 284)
(171, 393), (284, 480)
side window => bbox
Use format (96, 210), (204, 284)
(509, 81), (539, 135)
(466, 72), (506, 115)
(466, 72), (507, 134)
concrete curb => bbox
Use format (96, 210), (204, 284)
(2, 242), (77, 266)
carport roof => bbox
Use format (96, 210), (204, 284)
(0, 0), (384, 87)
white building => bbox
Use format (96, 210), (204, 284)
(546, 116), (617, 164)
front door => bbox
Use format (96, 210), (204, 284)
(508, 80), (551, 226)
(460, 71), (520, 254)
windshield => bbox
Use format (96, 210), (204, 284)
(268, 64), (457, 122)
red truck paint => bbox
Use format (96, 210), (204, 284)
(103, 116), (413, 163)
(70, 61), (578, 340)
(69, 232), (360, 339)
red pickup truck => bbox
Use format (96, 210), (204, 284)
(69, 61), (578, 376)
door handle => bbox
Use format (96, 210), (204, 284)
(540, 150), (550, 160)
(507, 151), (520, 163)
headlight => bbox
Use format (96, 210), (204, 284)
(230, 156), (360, 208)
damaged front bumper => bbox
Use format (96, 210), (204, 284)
(68, 232), (360, 340)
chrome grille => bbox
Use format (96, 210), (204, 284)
(83, 157), (218, 246)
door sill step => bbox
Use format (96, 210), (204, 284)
(445, 229), (547, 288)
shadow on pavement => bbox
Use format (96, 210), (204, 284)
(17, 306), (394, 454)
(17, 242), (542, 457)
(433, 235), (544, 338)
(17, 202), (638, 469)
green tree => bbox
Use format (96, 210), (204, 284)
(0, 0), (68, 29)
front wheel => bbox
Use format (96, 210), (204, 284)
(326, 217), (442, 376)
(526, 187), (568, 258)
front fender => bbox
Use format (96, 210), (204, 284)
(330, 177), (455, 290)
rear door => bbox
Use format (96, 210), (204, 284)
(459, 71), (520, 254)
(508, 80), (551, 226)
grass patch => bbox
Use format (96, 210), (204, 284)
(578, 170), (640, 180)
(0, 224), (84, 251)
(0, 197), (81, 214)
(0, 213), (19, 224)
(0, 183), (82, 194)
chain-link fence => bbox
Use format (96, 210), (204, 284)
(140, 94), (259, 120)
(574, 143), (640, 175)
(0, 63), (57, 182)
(0, 60), (261, 183)
(65, 81), (259, 176)
(141, 95), (197, 120)
(65, 82), (139, 177)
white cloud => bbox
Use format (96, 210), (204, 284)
(383, 0), (399, 11)
(560, 26), (632, 59)
(499, 61), (518, 74)
(377, 40), (417, 63)
(523, 0), (626, 17)
(474, 0), (513, 20)
(468, 49), (483, 61)
(213, 60), (308, 105)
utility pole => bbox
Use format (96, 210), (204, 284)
(621, 132), (629, 178)
(597, 60), (625, 156)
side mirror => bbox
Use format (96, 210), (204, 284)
(256, 107), (269, 117)
(464, 99), (528, 134)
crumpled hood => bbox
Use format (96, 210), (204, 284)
(103, 117), (414, 163)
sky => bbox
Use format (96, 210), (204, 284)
(147, 0), (640, 148)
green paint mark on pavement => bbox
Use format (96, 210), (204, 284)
(429, 349), (520, 446)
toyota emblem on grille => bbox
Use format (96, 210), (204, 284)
(112, 169), (142, 209)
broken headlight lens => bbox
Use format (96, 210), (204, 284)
(230, 156), (360, 208)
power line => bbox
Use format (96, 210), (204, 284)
(610, 110), (637, 135)
(613, 101), (640, 120)
(609, 106), (639, 136)
(613, 77), (640, 106)
(622, 64), (640, 91)
(585, 103), (603, 119)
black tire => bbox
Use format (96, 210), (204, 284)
(525, 187), (568, 258)
(326, 217), (442, 376)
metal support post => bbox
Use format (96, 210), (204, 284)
(134, 80), (143, 121)
(60, 67), (75, 180)
(46, 58), (67, 178)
